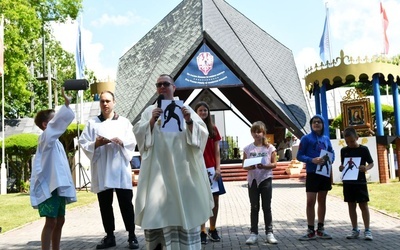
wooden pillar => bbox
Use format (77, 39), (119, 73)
(377, 144), (389, 183)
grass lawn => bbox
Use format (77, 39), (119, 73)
(330, 180), (400, 218)
(0, 190), (97, 233)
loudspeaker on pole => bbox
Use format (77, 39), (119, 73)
(64, 79), (89, 91)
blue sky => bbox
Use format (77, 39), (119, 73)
(53, 0), (400, 147)
(53, 0), (400, 81)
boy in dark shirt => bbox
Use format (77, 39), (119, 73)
(339, 127), (374, 241)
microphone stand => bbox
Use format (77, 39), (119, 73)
(75, 91), (90, 191)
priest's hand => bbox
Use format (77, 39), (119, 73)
(95, 136), (111, 148)
(181, 106), (191, 123)
(110, 137), (124, 147)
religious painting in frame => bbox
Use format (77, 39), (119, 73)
(341, 98), (371, 131)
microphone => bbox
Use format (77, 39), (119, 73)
(155, 94), (164, 121)
(157, 94), (164, 108)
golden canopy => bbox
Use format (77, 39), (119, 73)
(304, 50), (400, 93)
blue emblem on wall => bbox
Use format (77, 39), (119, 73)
(175, 43), (242, 89)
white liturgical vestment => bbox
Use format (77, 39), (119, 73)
(79, 115), (136, 194)
(133, 103), (214, 230)
(30, 105), (77, 208)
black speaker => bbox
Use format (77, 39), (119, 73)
(64, 79), (89, 90)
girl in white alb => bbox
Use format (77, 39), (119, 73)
(242, 121), (278, 245)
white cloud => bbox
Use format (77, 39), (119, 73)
(329, 0), (400, 57)
(91, 11), (149, 27)
(52, 20), (112, 81)
(295, 47), (320, 81)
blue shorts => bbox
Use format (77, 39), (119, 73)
(38, 190), (66, 218)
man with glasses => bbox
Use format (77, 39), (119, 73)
(133, 74), (213, 250)
(297, 114), (335, 241)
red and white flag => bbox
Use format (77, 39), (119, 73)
(380, 2), (389, 54)
(0, 15), (4, 76)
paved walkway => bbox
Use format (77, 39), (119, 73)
(1, 179), (399, 249)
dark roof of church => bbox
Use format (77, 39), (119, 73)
(115, 0), (311, 137)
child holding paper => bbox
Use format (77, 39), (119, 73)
(195, 101), (226, 244)
(242, 121), (278, 245)
(339, 127), (374, 240)
(297, 114), (334, 240)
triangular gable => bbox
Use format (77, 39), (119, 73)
(175, 43), (242, 89)
(189, 89), (230, 111)
(115, 0), (311, 137)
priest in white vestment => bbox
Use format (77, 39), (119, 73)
(133, 74), (214, 250)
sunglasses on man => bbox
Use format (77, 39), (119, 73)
(155, 81), (171, 88)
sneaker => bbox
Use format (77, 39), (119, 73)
(364, 230), (373, 241)
(208, 229), (221, 242)
(245, 233), (258, 245)
(298, 229), (316, 241)
(200, 232), (208, 244)
(266, 232), (278, 244)
(346, 229), (360, 239)
(316, 228), (332, 239)
(96, 235), (116, 249)
(128, 234), (139, 249)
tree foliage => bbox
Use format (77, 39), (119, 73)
(2, 133), (38, 192)
(0, 0), (86, 118)
(1, 122), (86, 192)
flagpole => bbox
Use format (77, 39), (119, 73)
(325, 2), (332, 62)
(322, 1), (340, 139)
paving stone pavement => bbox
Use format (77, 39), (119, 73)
(1, 179), (399, 249)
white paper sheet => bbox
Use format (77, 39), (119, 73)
(97, 120), (125, 140)
(160, 100), (184, 133)
(206, 168), (220, 193)
(316, 149), (333, 177)
(341, 157), (361, 180)
(243, 157), (266, 168)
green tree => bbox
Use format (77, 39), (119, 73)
(0, 0), (83, 118)
(2, 133), (38, 192)
(1, 122), (86, 192)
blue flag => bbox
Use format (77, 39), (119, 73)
(319, 15), (330, 63)
(75, 17), (85, 79)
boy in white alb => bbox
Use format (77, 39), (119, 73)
(30, 88), (77, 250)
